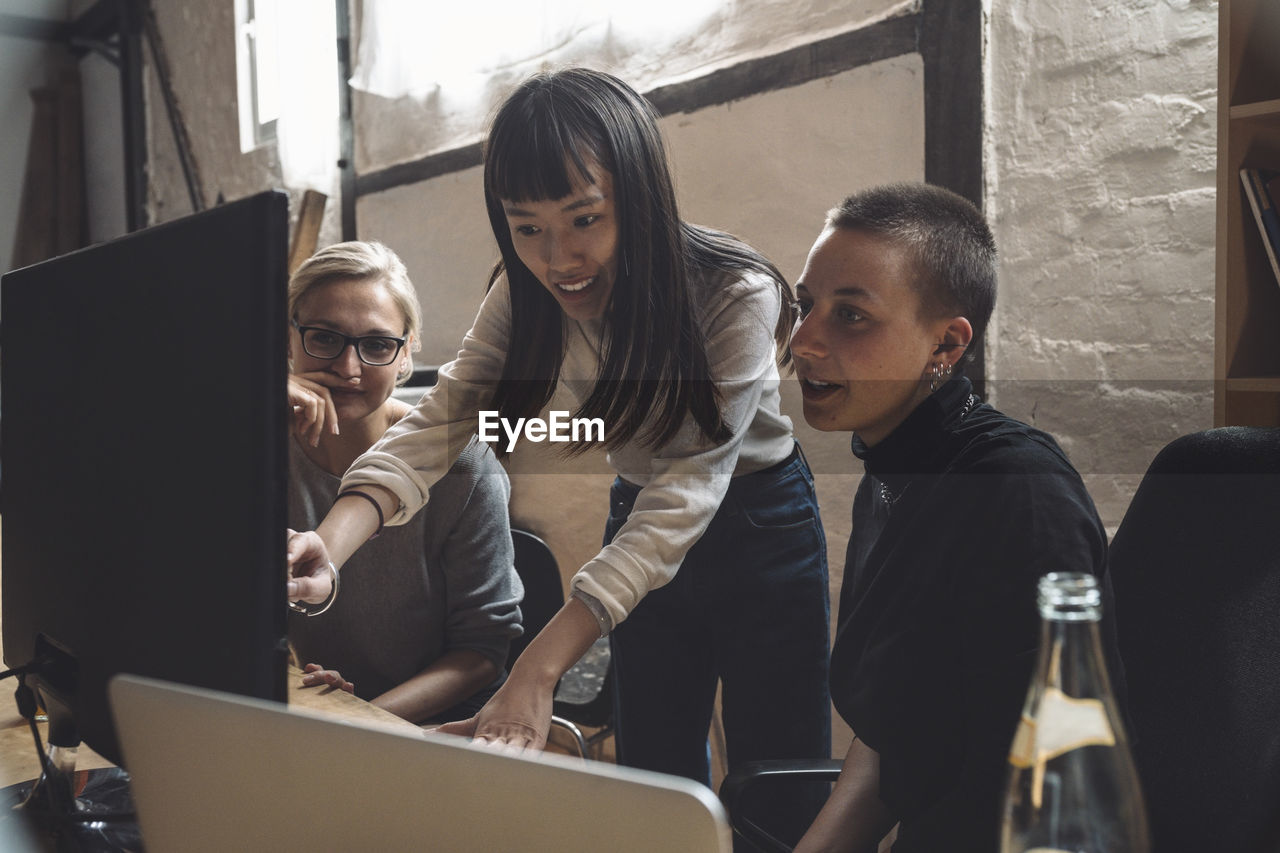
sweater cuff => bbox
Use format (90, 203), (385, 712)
(570, 589), (613, 638)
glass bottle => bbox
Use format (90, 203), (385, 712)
(1001, 572), (1150, 853)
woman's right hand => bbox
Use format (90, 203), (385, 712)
(288, 372), (341, 447)
(286, 528), (335, 605)
(435, 597), (602, 752)
(433, 669), (553, 753)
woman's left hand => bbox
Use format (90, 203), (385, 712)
(434, 672), (551, 753)
(299, 662), (355, 695)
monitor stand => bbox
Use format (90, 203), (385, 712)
(0, 678), (141, 851)
(1, 766), (139, 852)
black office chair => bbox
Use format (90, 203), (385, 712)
(720, 760), (843, 852)
(1109, 426), (1280, 853)
(509, 528), (615, 759)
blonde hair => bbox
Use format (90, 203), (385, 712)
(287, 241), (422, 384)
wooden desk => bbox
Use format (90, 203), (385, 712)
(0, 665), (423, 789)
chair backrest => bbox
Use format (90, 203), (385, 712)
(1109, 426), (1280, 853)
(508, 528), (566, 672)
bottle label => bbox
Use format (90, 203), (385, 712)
(1008, 686), (1115, 768)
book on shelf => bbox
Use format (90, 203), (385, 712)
(1239, 167), (1280, 289)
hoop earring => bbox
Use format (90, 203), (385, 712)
(928, 362), (952, 393)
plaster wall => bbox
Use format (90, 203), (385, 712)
(985, 0), (1218, 527)
(662, 57), (924, 618)
(144, 2), (342, 244)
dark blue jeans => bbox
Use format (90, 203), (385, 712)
(606, 443), (831, 849)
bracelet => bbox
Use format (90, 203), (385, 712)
(336, 489), (385, 539)
(288, 561), (340, 617)
(570, 588), (614, 638)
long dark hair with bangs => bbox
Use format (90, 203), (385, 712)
(483, 67), (794, 455)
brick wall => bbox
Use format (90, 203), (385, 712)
(985, 0), (1218, 528)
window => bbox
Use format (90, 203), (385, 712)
(234, 0), (338, 194)
(236, 0), (278, 152)
(349, 0), (724, 102)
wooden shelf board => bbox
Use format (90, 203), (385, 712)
(1230, 98), (1280, 120)
(1225, 376), (1280, 392)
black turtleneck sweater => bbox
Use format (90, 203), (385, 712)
(831, 376), (1108, 852)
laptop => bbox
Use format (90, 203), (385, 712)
(108, 674), (732, 852)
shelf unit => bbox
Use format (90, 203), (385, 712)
(1216, 0), (1280, 426)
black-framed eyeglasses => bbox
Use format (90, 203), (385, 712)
(291, 320), (407, 366)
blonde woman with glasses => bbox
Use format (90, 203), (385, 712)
(285, 240), (523, 726)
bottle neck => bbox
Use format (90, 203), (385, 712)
(1035, 616), (1114, 701)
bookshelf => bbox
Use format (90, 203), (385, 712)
(1216, 0), (1280, 426)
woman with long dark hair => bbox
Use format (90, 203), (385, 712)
(287, 68), (830, 842)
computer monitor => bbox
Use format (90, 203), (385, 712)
(1, 191), (290, 781)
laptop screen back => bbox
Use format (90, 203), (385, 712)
(108, 674), (732, 853)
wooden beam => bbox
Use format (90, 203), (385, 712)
(921, 0), (984, 208)
(118, 0), (146, 231)
(646, 14), (918, 116)
(336, 0), (357, 240)
(922, 0), (986, 389)
(288, 190), (328, 274)
(54, 68), (86, 257)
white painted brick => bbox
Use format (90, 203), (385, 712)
(988, 0), (1216, 524)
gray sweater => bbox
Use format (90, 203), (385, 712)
(287, 437), (523, 702)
